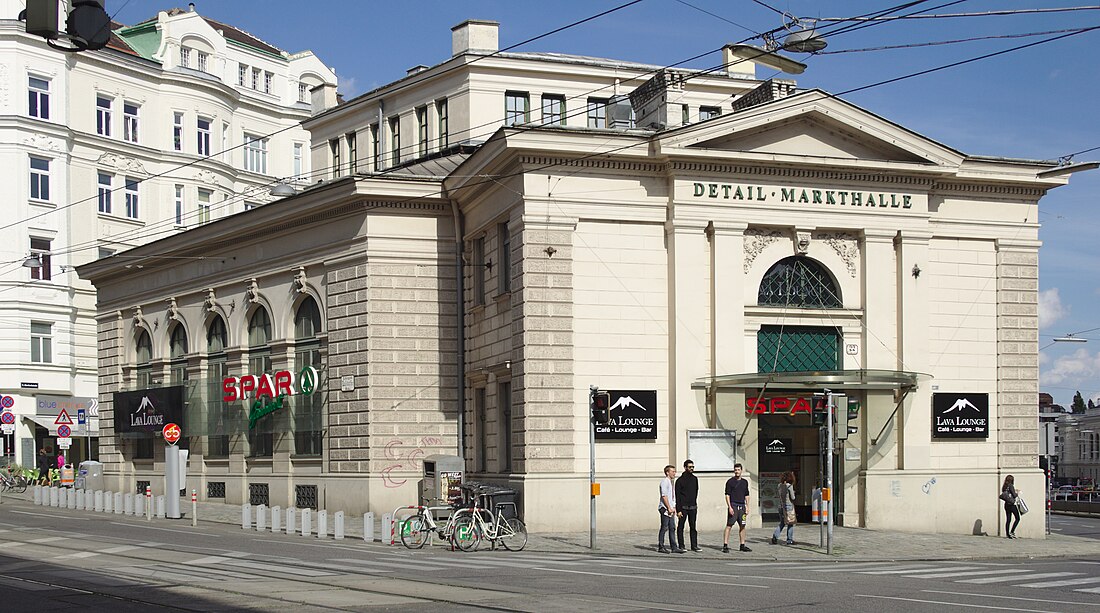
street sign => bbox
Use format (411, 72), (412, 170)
(58, 438), (72, 450)
(0, 411), (14, 424)
(1, 424), (13, 435)
(54, 409), (74, 426)
(0, 395), (13, 408)
(162, 422), (181, 445)
(77, 409), (86, 425)
(57, 424), (71, 438)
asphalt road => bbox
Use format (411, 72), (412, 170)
(1051, 513), (1100, 540)
(2, 500), (1100, 612)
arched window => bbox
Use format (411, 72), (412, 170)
(294, 297), (323, 456)
(169, 325), (188, 385)
(206, 316), (229, 458)
(758, 256), (842, 309)
(135, 330), (153, 388)
(247, 308), (273, 457)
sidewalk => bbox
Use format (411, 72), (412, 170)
(6, 489), (1100, 562)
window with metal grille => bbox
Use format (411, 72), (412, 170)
(757, 256), (842, 308)
(295, 485), (318, 510)
(757, 325), (841, 373)
(136, 480), (149, 494)
(249, 483), (269, 506)
(208, 481), (226, 498)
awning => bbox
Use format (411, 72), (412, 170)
(21, 415), (100, 435)
(692, 369), (931, 392)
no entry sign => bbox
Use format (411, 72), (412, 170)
(162, 422), (181, 445)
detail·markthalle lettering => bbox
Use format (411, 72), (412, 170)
(692, 182), (913, 209)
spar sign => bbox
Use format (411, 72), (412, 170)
(222, 366), (319, 429)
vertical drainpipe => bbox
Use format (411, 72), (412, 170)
(449, 198), (466, 459)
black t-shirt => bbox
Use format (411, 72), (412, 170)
(725, 476), (749, 505)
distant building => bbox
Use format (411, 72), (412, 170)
(82, 19), (1090, 537)
(0, 2), (334, 470)
(1057, 408), (1100, 485)
(1038, 392), (1067, 475)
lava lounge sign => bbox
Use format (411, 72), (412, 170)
(596, 390), (658, 440)
(932, 393), (989, 439)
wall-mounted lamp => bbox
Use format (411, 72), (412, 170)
(269, 181), (297, 197)
(544, 246), (557, 258)
(22, 254), (42, 268)
(911, 264), (921, 279)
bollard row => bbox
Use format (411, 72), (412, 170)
(236, 505), (364, 541)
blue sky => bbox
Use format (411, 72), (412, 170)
(113, 1), (1100, 407)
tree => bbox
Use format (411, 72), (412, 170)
(1071, 391), (1087, 414)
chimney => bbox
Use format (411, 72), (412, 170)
(452, 19), (499, 56)
(188, 3), (196, 12)
(722, 46), (756, 79)
(311, 82), (338, 115)
(628, 71), (687, 130)
(406, 65), (429, 77)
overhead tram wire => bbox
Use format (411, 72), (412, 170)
(674, 0), (759, 35)
(0, 0), (648, 235)
(815, 5), (1100, 22)
(817, 27), (1099, 54)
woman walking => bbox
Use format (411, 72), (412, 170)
(771, 471), (797, 545)
(1001, 475), (1021, 538)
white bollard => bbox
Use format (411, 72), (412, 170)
(156, 495), (165, 518)
(113, 492), (123, 514)
(271, 506), (281, 533)
(124, 493), (134, 515)
(73, 490), (82, 510)
(334, 511), (345, 540)
(364, 512), (375, 542)
(285, 508), (295, 535)
(94, 490), (104, 512)
(242, 503), (252, 530)
(317, 510), (327, 539)
(301, 508), (312, 536)
(50, 487), (59, 507)
(58, 488), (68, 508)
(256, 504), (267, 532)
(34, 485), (42, 505)
(84, 490), (93, 510)
(381, 512), (393, 544)
(135, 494), (145, 517)
(104, 491), (114, 513)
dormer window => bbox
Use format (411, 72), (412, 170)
(180, 47), (191, 68)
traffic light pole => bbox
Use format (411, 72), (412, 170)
(589, 385), (597, 550)
(826, 389), (834, 555)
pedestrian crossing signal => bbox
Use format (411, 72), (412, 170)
(591, 390), (610, 424)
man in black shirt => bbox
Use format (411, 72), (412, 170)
(675, 459), (700, 552)
(722, 463), (752, 552)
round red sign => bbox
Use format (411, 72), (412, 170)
(162, 422), (182, 445)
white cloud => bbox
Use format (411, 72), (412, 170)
(1040, 347), (1100, 386)
(1038, 288), (1067, 330)
(337, 77), (358, 99)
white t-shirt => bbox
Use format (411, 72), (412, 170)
(659, 476), (676, 512)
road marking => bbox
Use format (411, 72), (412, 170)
(0, 543), (20, 549)
(54, 551), (99, 560)
(925, 590), (1100, 607)
(815, 564), (925, 573)
(1076, 586), (1100, 594)
(8, 510), (88, 520)
(109, 522), (218, 537)
(958, 572), (1074, 584)
(908, 568), (1029, 579)
(331, 557), (451, 572)
(599, 562), (834, 584)
(1015, 576), (1100, 588)
(194, 556), (337, 577)
(531, 566), (769, 589)
(860, 565), (940, 574)
(99, 545), (141, 554)
(27, 537), (67, 544)
(858, 593), (1058, 612)
(788, 562), (885, 571)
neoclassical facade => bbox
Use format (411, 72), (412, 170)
(81, 20), (1087, 536)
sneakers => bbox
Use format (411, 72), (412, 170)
(658, 547), (671, 553)
(691, 547), (702, 552)
(770, 536), (778, 545)
(786, 541), (796, 546)
(675, 548), (686, 554)
(740, 544), (752, 552)
(722, 544), (730, 553)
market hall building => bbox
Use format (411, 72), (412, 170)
(79, 21), (1087, 537)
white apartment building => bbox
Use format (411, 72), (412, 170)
(0, 2), (335, 471)
(82, 19), (1090, 537)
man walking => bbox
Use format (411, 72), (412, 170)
(722, 463), (752, 552)
(658, 465), (683, 553)
(675, 459), (701, 551)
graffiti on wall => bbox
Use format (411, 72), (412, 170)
(380, 436), (444, 488)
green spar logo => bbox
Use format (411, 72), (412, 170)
(247, 366), (319, 429)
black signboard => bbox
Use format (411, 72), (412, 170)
(932, 393), (989, 439)
(113, 386), (185, 435)
(596, 390), (658, 440)
(763, 438), (791, 455)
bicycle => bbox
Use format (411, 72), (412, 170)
(398, 501), (470, 549)
(451, 501), (527, 552)
(1, 470), (30, 493)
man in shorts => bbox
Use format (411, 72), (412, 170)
(722, 463), (752, 552)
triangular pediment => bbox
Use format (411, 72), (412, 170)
(659, 90), (964, 168)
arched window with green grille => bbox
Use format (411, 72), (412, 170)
(758, 256), (841, 308)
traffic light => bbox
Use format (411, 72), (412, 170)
(832, 394), (850, 439)
(811, 393), (827, 426)
(846, 399), (860, 437)
(23, 0), (110, 52)
(591, 390), (610, 424)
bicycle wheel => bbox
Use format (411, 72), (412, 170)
(14, 477), (28, 494)
(400, 515), (430, 549)
(499, 517), (528, 551)
(452, 516), (481, 552)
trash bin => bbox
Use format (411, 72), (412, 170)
(76, 460), (104, 492)
(60, 464), (75, 488)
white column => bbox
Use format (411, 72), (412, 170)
(896, 230), (932, 470)
(667, 219), (710, 461)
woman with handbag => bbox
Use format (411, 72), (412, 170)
(771, 471), (797, 545)
(1001, 474), (1022, 539)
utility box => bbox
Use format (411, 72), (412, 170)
(76, 460), (103, 491)
(419, 454), (464, 506)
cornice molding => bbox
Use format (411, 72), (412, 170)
(670, 161), (936, 187)
(931, 181), (1044, 198)
(519, 155), (663, 175)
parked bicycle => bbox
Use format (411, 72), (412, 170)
(398, 500), (470, 549)
(451, 499), (527, 552)
(1, 467), (31, 493)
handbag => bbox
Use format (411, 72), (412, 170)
(1015, 497), (1029, 515)
(999, 490), (1013, 503)
(784, 507), (797, 525)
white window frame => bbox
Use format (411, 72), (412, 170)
(28, 76), (50, 120)
(180, 46), (191, 68)
(97, 172), (112, 213)
(198, 188), (212, 224)
(238, 63), (247, 86)
(29, 156), (50, 201)
(197, 51), (209, 73)
(298, 82), (308, 103)
(346, 132), (357, 174)
(123, 102), (139, 143)
(587, 98), (608, 128)
(96, 96), (112, 136)
(436, 98), (448, 151)
(416, 106), (428, 156)
(541, 94), (565, 126)
(197, 117), (211, 155)
(505, 91), (529, 126)
(124, 177), (139, 219)
(330, 138), (341, 178)
(173, 112), (184, 151)
(244, 133), (268, 174)
(293, 143), (303, 177)
(174, 184), (184, 226)
(30, 238), (51, 281)
(31, 322), (53, 364)
(263, 71), (273, 94)
(251, 67), (260, 89)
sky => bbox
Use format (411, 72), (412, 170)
(109, 1), (1100, 407)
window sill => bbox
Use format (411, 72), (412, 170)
(291, 455), (322, 463)
(469, 303), (486, 314)
(98, 213), (145, 227)
(204, 457), (229, 465)
(494, 291), (512, 304)
(246, 457), (274, 464)
(28, 199), (56, 209)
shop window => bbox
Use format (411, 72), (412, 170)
(758, 325), (841, 373)
(169, 324), (188, 385)
(293, 298), (323, 456)
(757, 256), (842, 308)
(135, 330), (153, 388)
(247, 307), (274, 458)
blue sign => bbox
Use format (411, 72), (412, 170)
(77, 409), (86, 425)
